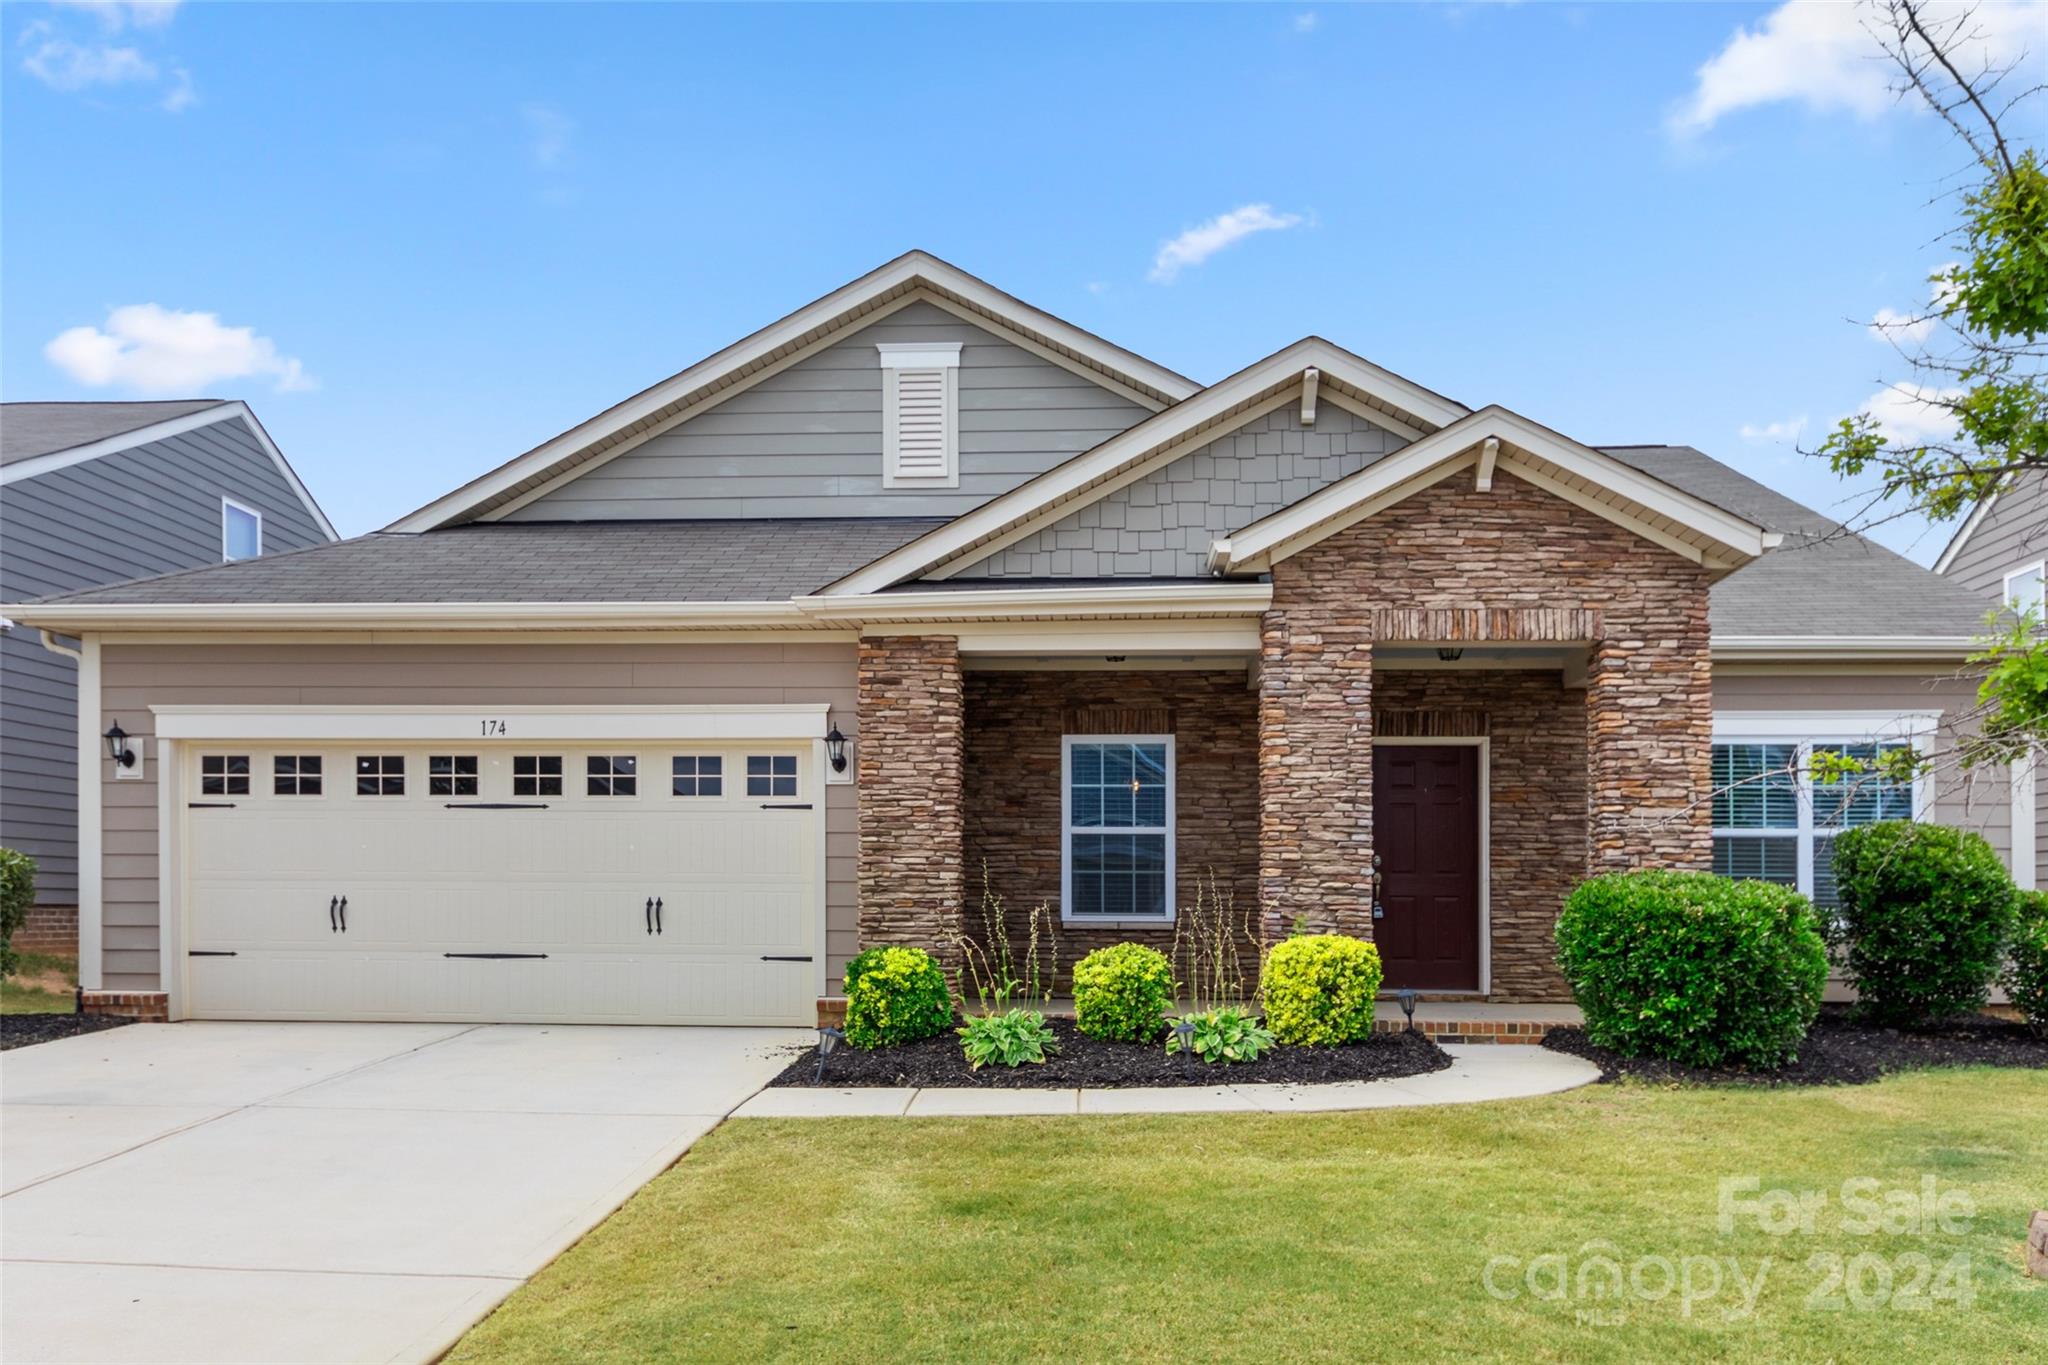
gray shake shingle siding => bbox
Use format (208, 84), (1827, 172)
(25, 519), (947, 605)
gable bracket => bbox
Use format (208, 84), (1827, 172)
(1300, 367), (1320, 425)
(1475, 437), (1500, 493)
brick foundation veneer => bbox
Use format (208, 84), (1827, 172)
(964, 669), (1260, 987)
(1375, 671), (1585, 1002)
(857, 636), (967, 959)
(12, 903), (78, 955)
(81, 990), (168, 1021)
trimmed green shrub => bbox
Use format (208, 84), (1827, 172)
(841, 946), (890, 998)
(1829, 821), (2016, 1027)
(0, 847), (35, 980)
(1999, 889), (2047, 1036)
(1262, 934), (1382, 1046)
(958, 1008), (1056, 1068)
(1072, 943), (1174, 1042)
(1555, 870), (1828, 1068)
(842, 946), (953, 1049)
(1166, 1005), (1275, 1064)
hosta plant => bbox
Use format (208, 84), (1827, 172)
(1167, 1006), (1275, 1064)
(958, 1008), (1057, 1069)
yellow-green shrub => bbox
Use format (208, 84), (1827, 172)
(1072, 943), (1173, 1041)
(1262, 934), (1382, 1046)
(842, 946), (952, 1049)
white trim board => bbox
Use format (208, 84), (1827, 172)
(0, 402), (338, 543)
(150, 704), (831, 743)
(388, 253), (1199, 532)
(1933, 487), (1999, 575)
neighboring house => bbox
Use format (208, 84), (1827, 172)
(0, 401), (335, 951)
(3, 253), (2012, 1025)
(1935, 469), (2047, 894)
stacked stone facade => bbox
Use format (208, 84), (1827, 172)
(963, 669), (1259, 987)
(855, 636), (965, 959)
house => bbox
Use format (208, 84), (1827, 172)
(0, 400), (335, 954)
(1935, 470), (2047, 895)
(4, 253), (2021, 1026)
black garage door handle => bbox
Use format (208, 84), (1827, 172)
(329, 896), (338, 933)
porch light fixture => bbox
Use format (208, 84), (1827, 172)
(814, 1025), (844, 1083)
(1396, 988), (1418, 1030)
(825, 724), (849, 774)
(1436, 648), (1464, 663)
(1173, 1016), (1196, 1079)
(103, 720), (135, 769)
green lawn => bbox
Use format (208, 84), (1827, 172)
(1, 951), (76, 1014)
(449, 1069), (2047, 1364)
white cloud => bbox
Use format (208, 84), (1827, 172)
(54, 1), (182, 31)
(1740, 415), (1808, 442)
(45, 305), (315, 395)
(19, 24), (155, 90)
(1085, 280), (1110, 296)
(1149, 203), (1304, 283)
(1670, 0), (2048, 136)
(1293, 11), (1320, 33)
(1868, 306), (1935, 344)
(1857, 382), (1963, 445)
(158, 63), (194, 112)
(522, 102), (574, 168)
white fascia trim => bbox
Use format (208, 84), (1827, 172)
(1932, 489), (1998, 574)
(0, 403), (338, 543)
(387, 253), (1199, 532)
(794, 582), (1273, 624)
(1711, 709), (1944, 740)
(152, 703), (830, 743)
(0, 600), (813, 632)
(826, 339), (1471, 596)
(1709, 636), (1979, 662)
(1218, 406), (1773, 573)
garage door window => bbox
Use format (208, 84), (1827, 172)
(513, 755), (562, 797)
(201, 754), (251, 796)
(746, 754), (797, 797)
(274, 755), (322, 796)
(429, 755), (480, 797)
(356, 755), (405, 796)
(672, 755), (723, 797)
(587, 755), (638, 796)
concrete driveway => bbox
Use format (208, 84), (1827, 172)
(1, 1021), (807, 1364)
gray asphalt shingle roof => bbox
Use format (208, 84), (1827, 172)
(1, 400), (227, 465)
(17, 445), (1986, 641)
(1600, 446), (1987, 638)
(23, 519), (948, 605)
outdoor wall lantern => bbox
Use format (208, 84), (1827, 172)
(1396, 988), (1419, 1030)
(815, 1025), (844, 1083)
(103, 720), (135, 769)
(1436, 648), (1464, 663)
(825, 724), (849, 774)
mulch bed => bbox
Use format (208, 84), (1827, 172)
(1543, 1006), (2048, 1087)
(769, 1016), (1452, 1089)
(1, 1012), (134, 1052)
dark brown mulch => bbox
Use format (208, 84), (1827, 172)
(1543, 1006), (2048, 1087)
(770, 1016), (1452, 1089)
(1, 1012), (134, 1051)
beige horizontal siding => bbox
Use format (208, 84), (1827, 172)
(96, 639), (860, 993)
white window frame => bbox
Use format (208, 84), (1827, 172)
(1710, 712), (1936, 908)
(1059, 733), (1176, 927)
(221, 496), (263, 562)
(877, 342), (962, 489)
(2003, 560), (2045, 617)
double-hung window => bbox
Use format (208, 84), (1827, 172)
(2005, 561), (2045, 620)
(1711, 721), (1923, 919)
(1062, 736), (1174, 924)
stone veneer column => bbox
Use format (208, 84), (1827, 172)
(856, 635), (966, 958)
(1585, 631), (1713, 872)
(1257, 604), (1375, 941)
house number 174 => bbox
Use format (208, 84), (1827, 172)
(480, 719), (509, 736)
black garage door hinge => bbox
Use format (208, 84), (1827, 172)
(187, 802), (237, 809)
(759, 803), (813, 810)
(443, 802), (551, 810)
(188, 950), (237, 957)
(760, 955), (814, 962)
(443, 952), (549, 960)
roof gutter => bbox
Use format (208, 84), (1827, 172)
(0, 600), (814, 633)
(1711, 636), (1980, 663)
(791, 582), (1276, 624)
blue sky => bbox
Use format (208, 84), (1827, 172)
(5, 1), (2043, 555)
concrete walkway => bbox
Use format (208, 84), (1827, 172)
(732, 1041), (1600, 1118)
(1, 1021), (808, 1365)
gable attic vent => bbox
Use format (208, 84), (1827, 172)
(877, 342), (962, 488)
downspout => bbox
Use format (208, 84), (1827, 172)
(38, 629), (102, 994)
(38, 628), (83, 662)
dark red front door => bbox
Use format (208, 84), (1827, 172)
(1372, 745), (1481, 991)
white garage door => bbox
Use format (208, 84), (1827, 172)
(179, 743), (819, 1025)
